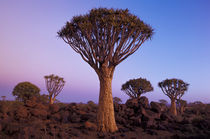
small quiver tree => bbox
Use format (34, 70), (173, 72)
(177, 99), (187, 114)
(158, 78), (189, 116)
(58, 8), (153, 132)
(44, 74), (65, 104)
(121, 78), (153, 99)
(12, 82), (40, 102)
(113, 97), (122, 104)
(1, 96), (6, 101)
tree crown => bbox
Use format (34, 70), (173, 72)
(58, 8), (153, 72)
(44, 74), (65, 96)
(121, 77), (153, 98)
(158, 78), (189, 100)
(12, 82), (40, 102)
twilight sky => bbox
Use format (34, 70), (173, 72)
(0, 0), (210, 103)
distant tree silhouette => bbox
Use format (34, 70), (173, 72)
(58, 8), (153, 132)
(158, 78), (189, 116)
(159, 99), (168, 105)
(177, 99), (187, 114)
(1, 96), (6, 101)
(44, 74), (65, 104)
(12, 82), (40, 102)
(122, 78), (153, 99)
(113, 97), (122, 104)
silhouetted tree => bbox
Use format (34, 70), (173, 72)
(122, 78), (153, 99)
(1, 96), (6, 101)
(158, 78), (189, 116)
(44, 74), (65, 104)
(159, 99), (168, 105)
(177, 99), (187, 114)
(12, 82), (40, 102)
(58, 8), (153, 132)
(113, 97), (122, 104)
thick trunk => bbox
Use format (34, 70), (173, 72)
(49, 96), (55, 104)
(170, 99), (177, 116)
(97, 74), (118, 133)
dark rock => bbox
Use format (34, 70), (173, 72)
(25, 100), (36, 108)
(146, 129), (158, 135)
(30, 109), (48, 119)
(0, 104), (9, 114)
(15, 106), (28, 120)
(139, 96), (149, 108)
(80, 113), (91, 121)
(125, 98), (139, 109)
(51, 113), (61, 122)
(160, 113), (172, 121)
(150, 101), (162, 113)
(60, 111), (70, 123)
(70, 113), (81, 123)
(49, 104), (60, 114)
(130, 116), (141, 126)
(84, 121), (97, 130)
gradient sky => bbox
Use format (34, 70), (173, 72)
(0, 0), (210, 103)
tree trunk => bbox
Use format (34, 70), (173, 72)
(170, 99), (177, 116)
(97, 74), (118, 133)
(180, 106), (184, 114)
(49, 96), (55, 104)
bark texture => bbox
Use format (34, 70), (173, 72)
(170, 99), (177, 116)
(97, 69), (118, 132)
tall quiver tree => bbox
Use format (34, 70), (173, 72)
(122, 78), (153, 99)
(44, 74), (65, 104)
(158, 78), (189, 116)
(58, 8), (153, 132)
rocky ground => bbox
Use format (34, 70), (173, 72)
(0, 96), (210, 139)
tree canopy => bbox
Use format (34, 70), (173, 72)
(122, 77), (153, 99)
(158, 78), (189, 101)
(58, 8), (153, 74)
(12, 82), (40, 102)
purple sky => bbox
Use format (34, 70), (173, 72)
(0, 0), (210, 103)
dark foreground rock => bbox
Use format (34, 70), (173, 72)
(0, 97), (210, 138)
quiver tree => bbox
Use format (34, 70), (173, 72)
(44, 74), (65, 104)
(121, 78), (153, 99)
(177, 99), (187, 114)
(12, 82), (40, 102)
(1, 96), (6, 101)
(58, 8), (153, 132)
(113, 97), (122, 104)
(158, 78), (189, 116)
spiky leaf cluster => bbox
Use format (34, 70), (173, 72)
(58, 8), (153, 71)
(158, 78), (189, 100)
(121, 78), (153, 98)
(12, 82), (40, 102)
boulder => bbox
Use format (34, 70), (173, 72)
(30, 109), (48, 119)
(25, 100), (36, 108)
(84, 121), (97, 130)
(139, 96), (149, 108)
(49, 104), (60, 114)
(129, 116), (141, 126)
(125, 98), (139, 109)
(150, 101), (162, 113)
(15, 106), (28, 120)
(69, 113), (81, 123)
